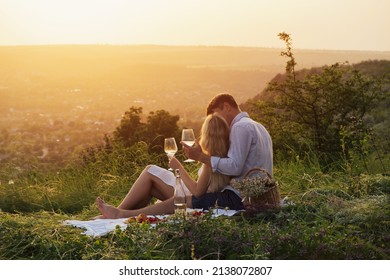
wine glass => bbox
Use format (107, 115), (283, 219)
(164, 137), (178, 170)
(181, 129), (195, 162)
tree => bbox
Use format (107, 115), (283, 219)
(255, 32), (386, 165)
(113, 106), (146, 148)
(113, 107), (180, 153)
(146, 109), (180, 153)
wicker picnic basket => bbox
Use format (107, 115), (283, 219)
(231, 168), (281, 212)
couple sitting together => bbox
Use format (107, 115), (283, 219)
(96, 93), (273, 219)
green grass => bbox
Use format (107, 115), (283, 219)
(1, 194), (388, 260)
(0, 145), (389, 260)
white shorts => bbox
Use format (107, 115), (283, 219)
(147, 165), (176, 188)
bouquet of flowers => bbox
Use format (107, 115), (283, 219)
(231, 168), (280, 210)
(231, 174), (276, 197)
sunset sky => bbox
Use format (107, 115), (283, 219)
(0, 0), (389, 51)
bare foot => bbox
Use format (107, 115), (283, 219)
(96, 197), (123, 219)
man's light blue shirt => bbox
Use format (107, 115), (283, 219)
(211, 112), (273, 180)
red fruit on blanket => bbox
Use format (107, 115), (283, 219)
(126, 213), (161, 224)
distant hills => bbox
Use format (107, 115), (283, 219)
(1, 44), (389, 115)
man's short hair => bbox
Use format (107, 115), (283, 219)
(206, 93), (239, 115)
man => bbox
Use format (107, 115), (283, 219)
(183, 93), (273, 179)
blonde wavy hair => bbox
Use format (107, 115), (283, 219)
(199, 114), (231, 192)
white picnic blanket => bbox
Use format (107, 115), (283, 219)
(64, 209), (239, 237)
(63, 218), (129, 237)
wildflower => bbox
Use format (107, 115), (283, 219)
(231, 175), (277, 197)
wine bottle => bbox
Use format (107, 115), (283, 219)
(174, 169), (187, 215)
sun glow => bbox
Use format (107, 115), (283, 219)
(0, 0), (389, 51)
(2, 0), (131, 44)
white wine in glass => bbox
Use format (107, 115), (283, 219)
(181, 129), (195, 162)
(164, 137), (178, 170)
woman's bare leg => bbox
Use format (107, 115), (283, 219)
(96, 197), (175, 218)
(117, 165), (174, 210)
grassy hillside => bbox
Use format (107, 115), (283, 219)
(0, 46), (389, 260)
(0, 150), (389, 259)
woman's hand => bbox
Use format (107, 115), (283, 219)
(168, 156), (182, 170)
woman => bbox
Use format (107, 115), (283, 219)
(96, 114), (243, 219)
